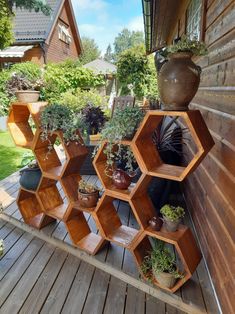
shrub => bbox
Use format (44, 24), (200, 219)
(11, 62), (41, 81)
(117, 44), (158, 98)
(0, 70), (11, 115)
(43, 60), (105, 102)
(59, 88), (109, 114)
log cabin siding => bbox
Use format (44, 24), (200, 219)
(46, 2), (80, 63)
(174, 1), (235, 313)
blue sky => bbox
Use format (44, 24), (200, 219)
(71, 0), (144, 55)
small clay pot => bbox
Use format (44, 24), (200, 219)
(163, 216), (181, 232)
(112, 169), (131, 190)
(148, 216), (163, 231)
(153, 269), (176, 288)
(78, 190), (99, 208)
(158, 52), (201, 111)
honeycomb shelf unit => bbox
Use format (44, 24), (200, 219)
(8, 102), (107, 255)
(93, 109), (214, 292)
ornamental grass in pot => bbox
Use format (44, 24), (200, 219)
(6, 73), (44, 103)
(158, 35), (208, 111)
(78, 179), (99, 208)
(160, 204), (185, 232)
(141, 241), (183, 289)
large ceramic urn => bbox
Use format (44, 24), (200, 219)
(158, 52), (201, 111)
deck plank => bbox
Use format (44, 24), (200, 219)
(0, 174), (220, 314)
(19, 248), (68, 314)
(61, 262), (95, 314)
(0, 237), (44, 306)
(125, 285), (145, 314)
(40, 254), (80, 314)
(146, 295), (166, 314)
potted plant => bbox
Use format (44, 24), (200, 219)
(158, 35), (208, 111)
(94, 106), (144, 188)
(160, 204), (185, 232)
(40, 104), (83, 151)
(81, 103), (107, 141)
(6, 73), (44, 103)
(78, 179), (99, 208)
(19, 153), (42, 191)
(141, 241), (183, 288)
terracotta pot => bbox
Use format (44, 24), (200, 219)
(153, 269), (176, 288)
(163, 216), (181, 232)
(19, 167), (42, 191)
(112, 169), (131, 190)
(78, 190), (99, 208)
(148, 216), (163, 231)
(15, 90), (40, 103)
(158, 52), (201, 111)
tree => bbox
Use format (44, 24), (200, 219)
(116, 44), (158, 99)
(103, 44), (113, 63)
(79, 37), (101, 65)
(113, 28), (144, 60)
(0, 0), (51, 50)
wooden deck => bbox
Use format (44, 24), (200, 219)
(0, 171), (220, 314)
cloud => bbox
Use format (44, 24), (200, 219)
(72, 0), (108, 11)
(79, 23), (105, 36)
(127, 15), (144, 32)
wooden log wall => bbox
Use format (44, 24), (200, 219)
(175, 1), (235, 313)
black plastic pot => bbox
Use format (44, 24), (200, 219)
(19, 167), (42, 191)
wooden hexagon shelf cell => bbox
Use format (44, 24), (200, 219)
(7, 102), (47, 149)
(33, 129), (88, 180)
(64, 204), (107, 255)
(95, 193), (142, 249)
(93, 140), (144, 201)
(17, 188), (55, 228)
(132, 110), (214, 181)
(130, 226), (202, 293)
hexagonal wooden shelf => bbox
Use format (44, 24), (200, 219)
(132, 110), (214, 181)
(33, 129), (88, 180)
(95, 193), (142, 249)
(93, 141), (142, 201)
(17, 188), (55, 228)
(64, 204), (107, 255)
(7, 102), (47, 149)
(131, 226), (202, 293)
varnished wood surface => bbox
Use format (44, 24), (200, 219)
(169, 0), (235, 312)
(0, 172), (220, 314)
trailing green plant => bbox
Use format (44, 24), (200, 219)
(93, 106), (144, 176)
(160, 204), (185, 222)
(40, 104), (82, 151)
(78, 179), (99, 194)
(167, 35), (208, 56)
(141, 240), (183, 279)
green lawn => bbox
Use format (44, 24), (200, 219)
(0, 131), (29, 180)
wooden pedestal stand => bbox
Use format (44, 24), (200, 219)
(93, 110), (214, 292)
(8, 102), (107, 255)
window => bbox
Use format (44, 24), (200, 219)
(58, 23), (72, 44)
(186, 0), (202, 40)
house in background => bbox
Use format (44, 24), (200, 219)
(0, 0), (82, 67)
(143, 0), (235, 313)
(83, 59), (117, 96)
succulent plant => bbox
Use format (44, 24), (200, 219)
(160, 204), (185, 222)
(78, 179), (99, 194)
